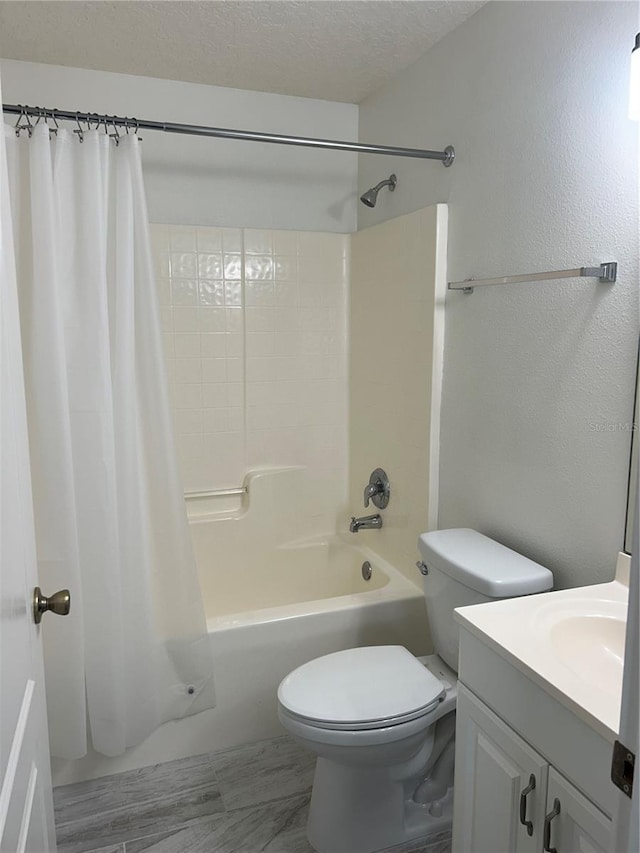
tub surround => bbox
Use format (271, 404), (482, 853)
(349, 205), (447, 588)
(151, 224), (348, 538)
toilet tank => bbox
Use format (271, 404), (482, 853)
(418, 528), (553, 672)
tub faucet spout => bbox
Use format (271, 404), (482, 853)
(350, 514), (383, 533)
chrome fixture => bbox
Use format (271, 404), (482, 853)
(416, 561), (429, 576)
(363, 468), (390, 509)
(360, 174), (397, 208)
(3, 103), (455, 165)
(361, 561), (373, 581)
(33, 586), (71, 624)
(350, 514), (383, 533)
(448, 262), (618, 294)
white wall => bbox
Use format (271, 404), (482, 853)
(0, 59), (358, 232)
(358, 1), (639, 589)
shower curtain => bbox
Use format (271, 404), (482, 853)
(4, 118), (215, 759)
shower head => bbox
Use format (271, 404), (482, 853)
(360, 174), (397, 208)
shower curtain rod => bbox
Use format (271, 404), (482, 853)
(2, 103), (456, 165)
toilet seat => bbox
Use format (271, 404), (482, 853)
(277, 645), (445, 731)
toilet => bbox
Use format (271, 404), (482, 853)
(277, 528), (554, 853)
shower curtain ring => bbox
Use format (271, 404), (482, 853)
(14, 105), (26, 136)
(74, 112), (84, 143)
(14, 105), (34, 137)
(48, 109), (59, 137)
(109, 118), (120, 145)
(34, 107), (49, 129)
(24, 107), (34, 137)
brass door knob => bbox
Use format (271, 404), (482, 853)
(33, 587), (71, 624)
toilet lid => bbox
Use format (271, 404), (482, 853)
(277, 646), (445, 728)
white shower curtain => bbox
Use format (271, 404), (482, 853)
(4, 120), (215, 759)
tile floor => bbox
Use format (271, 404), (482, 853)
(54, 735), (452, 853)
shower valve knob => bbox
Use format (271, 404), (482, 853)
(33, 586), (71, 624)
(364, 468), (390, 509)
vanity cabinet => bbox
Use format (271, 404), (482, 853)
(453, 684), (612, 853)
(544, 768), (611, 853)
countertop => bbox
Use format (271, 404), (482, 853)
(454, 552), (630, 742)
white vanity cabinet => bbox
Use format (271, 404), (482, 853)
(453, 685), (611, 852)
(454, 684), (548, 853)
(452, 622), (617, 853)
(544, 768), (611, 853)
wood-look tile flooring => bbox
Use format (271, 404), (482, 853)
(54, 735), (452, 853)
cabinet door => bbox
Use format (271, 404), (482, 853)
(543, 768), (611, 853)
(453, 684), (548, 853)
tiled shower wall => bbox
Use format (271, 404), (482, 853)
(150, 224), (348, 531)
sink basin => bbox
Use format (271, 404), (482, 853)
(534, 598), (626, 696)
(455, 565), (630, 738)
(549, 613), (625, 695)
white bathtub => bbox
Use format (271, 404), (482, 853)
(51, 470), (428, 785)
(192, 530), (428, 748)
(198, 531), (420, 627)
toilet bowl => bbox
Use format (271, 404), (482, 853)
(277, 529), (554, 853)
(278, 648), (457, 853)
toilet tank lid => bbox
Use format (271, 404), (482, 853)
(418, 528), (553, 598)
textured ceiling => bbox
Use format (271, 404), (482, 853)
(0, 1), (485, 103)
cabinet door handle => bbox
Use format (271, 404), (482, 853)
(543, 797), (561, 852)
(519, 773), (536, 836)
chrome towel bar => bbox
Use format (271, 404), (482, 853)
(448, 262), (617, 293)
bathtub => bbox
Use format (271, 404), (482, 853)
(192, 529), (428, 748)
(199, 532), (421, 628)
(51, 469), (429, 785)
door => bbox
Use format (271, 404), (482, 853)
(543, 768), (611, 853)
(453, 684), (548, 853)
(0, 133), (57, 851)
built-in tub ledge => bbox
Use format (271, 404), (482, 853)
(185, 466), (307, 521)
(455, 551), (630, 742)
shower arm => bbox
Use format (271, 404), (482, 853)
(371, 177), (395, 193)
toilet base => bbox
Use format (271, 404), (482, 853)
(306, 756), (453, 853)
